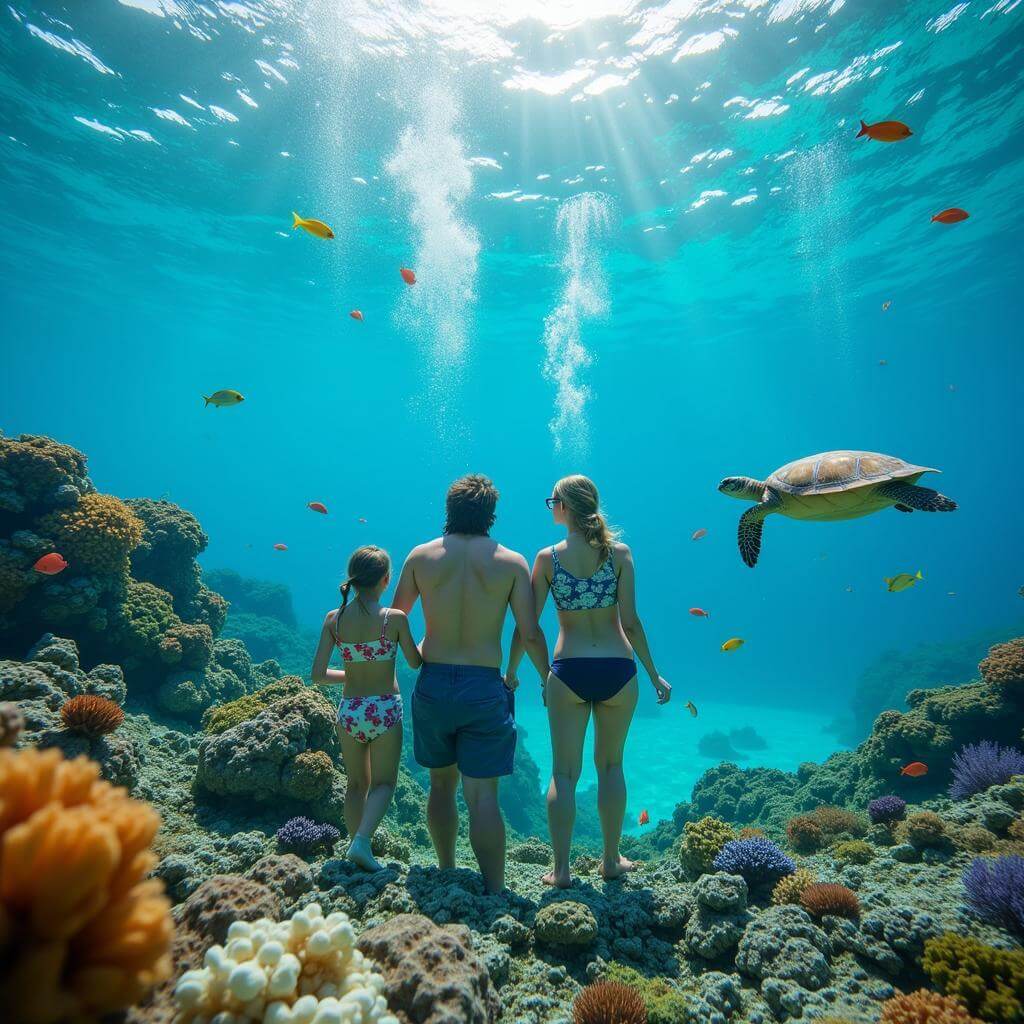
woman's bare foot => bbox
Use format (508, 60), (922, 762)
(542, 869), (573, 889)
(600, 856), (634, 880)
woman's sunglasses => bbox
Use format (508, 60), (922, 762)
(545, 497), (563, 510)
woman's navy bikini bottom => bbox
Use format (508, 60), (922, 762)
(551, 657), (636, 703)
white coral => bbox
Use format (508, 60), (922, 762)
(173, 902), (399, 1024)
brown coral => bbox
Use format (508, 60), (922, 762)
(60, 694), (125, 737)
(980, 638), (1024, 691)
(772, 868), (816, 906)
(572, 981), (648, 1024)
(800, 882), (861, 920)
(786, 814), (824, 853)
(37, 493), (143, 574)
(879, 989), (982, 1024)
(738, 826), (765, 839)
(0, 747), (172, 1023)
(810, 804), (868, 837)
(898, 811), (948, 849)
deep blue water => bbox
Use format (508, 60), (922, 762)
(2, 0), (1022, 826)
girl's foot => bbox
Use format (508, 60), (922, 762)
(347, 834), (383, 872)
(542, 870), (573, 889)
(600, 856), (634, 880)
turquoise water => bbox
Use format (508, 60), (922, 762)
(2, 2), (1022, 830)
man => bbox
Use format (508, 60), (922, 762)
(393, 474), (549, 892)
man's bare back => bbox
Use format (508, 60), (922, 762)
(393, 534), (526, 667)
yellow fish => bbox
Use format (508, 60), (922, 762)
(203, 389), (245, 408)
(721, 638), (744, 652)
(885, 570), (922, 593)
(685, 701), (698, 717)
(292, 212), (334, 239)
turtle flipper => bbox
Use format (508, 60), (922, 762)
(878, 481), (957, 512)
(738, 493), (780, 567)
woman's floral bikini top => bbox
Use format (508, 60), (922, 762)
(330, 607), (397, 662)
(550, 547), (618, 611)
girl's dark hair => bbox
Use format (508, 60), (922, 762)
(444, 474), (498, 536)
(338, 545), (391, 617)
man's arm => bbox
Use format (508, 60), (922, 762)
(391, 551), (420, 614)
(508, 555), (549, 681)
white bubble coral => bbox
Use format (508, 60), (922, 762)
(173, 902), (399, 1024)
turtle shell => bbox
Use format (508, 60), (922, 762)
(768, 451), (939, 496)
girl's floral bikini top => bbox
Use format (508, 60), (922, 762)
(330, 607), (397, 662)
(550, 547), (618, 611)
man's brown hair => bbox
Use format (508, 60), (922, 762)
(445, 474), (499, 536)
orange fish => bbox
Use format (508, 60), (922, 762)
(691, 528), (708, 541)
(856, 119), (912, 142)
(689, 607), (710, 618)
(349, 310), (364, 321)
(33, 552), (68, 575)
(273, 543), (288, 551)
(638, 809), (649, 826)
(932, 208), (969, 224)
(900, 761), (928, 778)
(400, 267), (416, 285)
(308, 502), (328, 515)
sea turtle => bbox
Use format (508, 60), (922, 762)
(718, 450), (957, 568)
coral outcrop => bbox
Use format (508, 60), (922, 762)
(922, 934), (1024, 1023)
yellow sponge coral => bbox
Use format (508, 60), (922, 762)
(37, 493), (143, 574)
(0, 747), (173, 1023)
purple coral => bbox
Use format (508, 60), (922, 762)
(275, 816), (340, 855)
(949, 741), (1024, 800)
(962, 855), (1024, 936)
(713, 837), (795, 886)
(867, 795), (907, 824)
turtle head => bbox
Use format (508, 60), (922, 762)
(719, 476), (767, 502)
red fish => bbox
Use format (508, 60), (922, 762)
(691, 528), (708, 541)
(308, 501), (328, 515)
(349, 310), (364, 321)
(900, 761), (928, 778)
(932, 208), (969, 224)
(33, 552), (68, 575)
(273, 543), (288, 551)
(856, 119), (912, 143)
(689, 607), (710, 618)
(638, 809), (650, 826)
(400, 267), (416, 285)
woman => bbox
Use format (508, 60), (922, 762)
(312, 545), (421, 871)
(507, 475), (671, 887)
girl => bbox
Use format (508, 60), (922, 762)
(507, 475), (671, 887)
(312, 545), (421, 871)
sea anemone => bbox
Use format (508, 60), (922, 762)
(979, 638), (1024, 690)
(786, 814), (824, 853)
(949, 741), (1024, 800)
(962, 855), (1024, 936)
(879, 989), (982, 1024)
(0, 747), (172, 1023)
(59, 694), (125, 737)
(572, 981), (648, 1024)
(712, 837), (795, 887)
(800, 883), (861, 920)
(868, 795), (907, 825)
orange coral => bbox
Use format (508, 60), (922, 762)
(0, 747), (172, 1023)
(800, 882), (860, 920)
(880, 989), (983, 1024)
(60, 695), (125, 737)
(980, 638), (1024, 690)
(573, 981), (648, 1024)
(36, 493), (143, 574)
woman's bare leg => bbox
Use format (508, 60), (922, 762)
(593, 676), (638, 879)
(544, 673), (591, 888)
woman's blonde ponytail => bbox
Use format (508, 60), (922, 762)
(554, 475), (619, 561)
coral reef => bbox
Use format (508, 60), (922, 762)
(879, 989), (982, 1024)
(572, 981), (648, 1024)
(898, 811), (949, 850)
(979, 638), (1024, 691)
(356, 913), (501, 1023)
(799, 883), (860, 920)
(174, 902), (399, 1024)
(60, 693), (125, 736)
(36, 492), (143, 574)
(922, 934), (1024, 1023)
(0, 747), (172, 1022)
(950, 741), (1024, 800)
(961, 855), (1024, 936)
